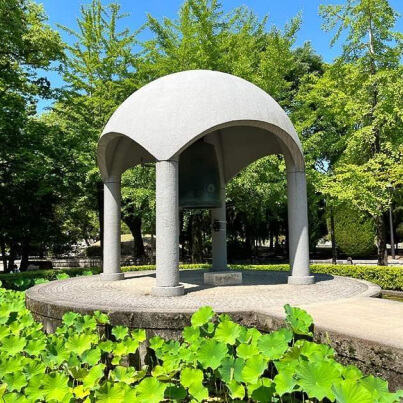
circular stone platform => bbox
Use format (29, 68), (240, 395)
(26, 269), (380, 333)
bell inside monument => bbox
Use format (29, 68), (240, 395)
(179, 140), (222, 209)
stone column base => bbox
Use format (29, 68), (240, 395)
(204, 271), (242, 286)
(100, 273), (124, 281)
(288, 275), (315, 285)
(152, 285), (185, 297)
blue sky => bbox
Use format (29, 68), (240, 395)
(37, 0), (403, 112)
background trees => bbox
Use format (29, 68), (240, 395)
(0, 0), (402, 266)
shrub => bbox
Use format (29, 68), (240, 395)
(85, 245), (102, 257)
(331, 204), (376, 257)
(0, 285), (400, 402)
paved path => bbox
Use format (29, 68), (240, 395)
(25, 268), (403, 350)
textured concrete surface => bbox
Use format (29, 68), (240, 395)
(204, 271), (242, 286)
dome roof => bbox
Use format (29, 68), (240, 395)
(98, 70), (304, 181)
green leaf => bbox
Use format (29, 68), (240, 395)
(342, 365), (363, 381)
(81, 347), (101, 366)
(250, 378), (274, 402)
(227, 380), (245, 400)
(165, 383), (187, 401)
(23, 360), (46, 379)
(83, 364), (106, 390)
(93, 310), (110, 324)
(3, 392), (26, 402)
(197, 339), (228, 369)
(241, 354), (267, 384)
(136, 377), (166, 403)
(296, 360), (342, 401)
(237, 343), (259, 359)
(191, 306), (214, 327)
(258, 329), (292, 360)
(360, 375), (395, 402)
(273, 369), (297, 396)
(0, 355), (25, 374)
(3, 372), (27, 392)
(182, 326), (200, 343)
(42, 372), (71, 401)
(1, 335), (26, 355)
(131, 328), (146, 342)
(332, 380), (374, 403)
(25, 339), (46, 356)
(62, 312), (79, 327)
(99, 340), (114, 353)
(215, 320), (241, 345)
(95, 382), (126, 402)
(110, 366), (136, 384)
(65, 333), (93, 355)
(284, 304), (313, 336)
(149, 336), (165, 350)
(112, 325), (129, 340)
(24, 374), (46, 401)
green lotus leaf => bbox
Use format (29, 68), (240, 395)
(152, 365), (178, 381)
(197, 339), (228, 369)
(1, 335), (26, 355)
(82, 315), (98, 331)
(131, 328), (146, 342)
(182, 326), (200, 343)
(0, 383), (6, 399)
(215, 320), (241, 345)
(69, 366), (89, 381)
(9, 321), (24, 335)
(99, 340), (114, 353)
(332, 380), (374, 403)
(65, 333), (93, 356)
(81, 347), (101, 366)
(165, 383), (187, 401)
(203, 322), (216, 335)
(180, 367), (204, 388)
(94, 381), (126, 402)
(112, 325), (129, 341)
(25, 339), (46, 357)
(149, 336), (165, 351)
(34, 278), (49, 285)
(73, 385), (90, 400)
(93, 310), (110, 324)
(42, 372), (72, 401)
(273, 368), (297, 396)
(227, 380), (245, 400)
(0, 355), (26, 374)
(284, 304), (313, 336)
(218, 357), (235, 383)
(342, 365), (363, 381)
(121, 383), (138, 401)
(24, 374), (46, 401)
(241, 354), (267, 384)
(191, 306), (214, 327)
(82, 270), (93, 276)
(3, 372), (27, 392)
(237, 343), (259, 359)
(113, 341), (128, 357)
(297, 339), (335, 360)
(132, 367), (148, 383)
(123, 338), (139, 354)
(257, 330), (291, 360)
(23, 360), (46, 379)
(0, 325), (10, 340)
(136, 377), (167, 403)
(360, 375), (396, 402)
(62, 312), (79, 327)
(19, 314), (35, 329)
(2, 392), (26, 402)
(110, 366), (136, 384)
(249, 378), (274, 403)
(237, 327), (262, 345)
(68, 353), (82, 368)
(83, 363), (106, 390)
(296, 360), (342, 401)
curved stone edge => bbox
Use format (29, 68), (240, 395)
(332, 275), (382, 298)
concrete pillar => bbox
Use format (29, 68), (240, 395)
(211, 186), (228, 271)
(287, 170), (314, 285)
(101, 175), (124, 281)
(152, 159), (185, 296)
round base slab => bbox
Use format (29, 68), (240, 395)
(100, 272), (124, 281)
(152, 285), (185, 297)
(288, 275), (315, 285)
(26, 270), (380, 333)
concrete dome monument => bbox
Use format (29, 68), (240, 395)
(97, 70), (314, 296)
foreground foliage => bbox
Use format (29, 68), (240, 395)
(0, 284), (401, 402)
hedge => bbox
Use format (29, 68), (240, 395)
(0, 263), (402, 291)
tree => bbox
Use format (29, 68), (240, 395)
(0, 0), (63, 270)
(294, 0), (403, 265)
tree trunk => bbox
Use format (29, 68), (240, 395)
(125, 216), (145, 258)
(8, 242), (16, 272)
(0, 238), (7, 272)
(330, 206), (337, 264)
(20, 239), (30, 271)
(375, 215), (388, 266)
